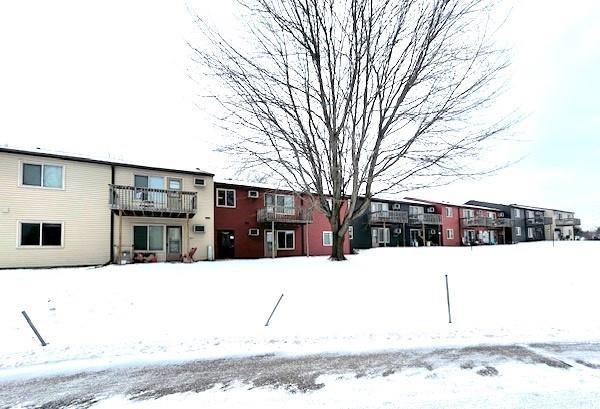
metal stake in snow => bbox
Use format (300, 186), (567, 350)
(21, 311), (48, 347)
(265, 293), (284, 327)
(445, 275), (452, 324)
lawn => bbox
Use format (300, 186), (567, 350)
(2, 241), (599, 379)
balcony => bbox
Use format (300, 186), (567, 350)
(257, 206), (313, 224)
(526, 216), (552, 225)
(409, 213), (441, 225)
(462, 217), (499, 228)
(369, 210), (408, 224)
(555, 218), (581, 226)
(109, 184), (197, 218)
(492, 218), (514, 228)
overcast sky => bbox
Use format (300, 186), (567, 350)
(1, 1), (599, 228)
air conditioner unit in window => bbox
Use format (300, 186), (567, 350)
(248, 228), (260, 236)
(194, 178), (206, 187)
(248, 190), (259, 198)
(392, 203), (401, 210)
(193, 225), (205, 233)
(427, 207), (435, 213)
(430, 229), (436, 234)
(393, 227), (402, 235)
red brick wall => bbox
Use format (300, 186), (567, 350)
(438, 204), (461, 246)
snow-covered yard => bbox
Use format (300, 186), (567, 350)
(2, 241), (600, 380)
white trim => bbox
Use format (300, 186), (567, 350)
(216, 188), (236, 208)
(18, 160), (65, 190)
(16, 220), (65, 248)
(276, 230), (295, 250)
(516, 226), (521, 236)
(323, 231), (333, 247)
(348, 226), (354, 240)
(445, 207), (453, 217)
(132, 224), (166, 252)
(446, 228), (454, 240)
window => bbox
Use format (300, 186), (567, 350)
(445, 207), (453, 217)
(133, 225), (164, 251)
(488, 212), (496, 219)
(371, 202), (389, 212)
(277, 230), (295, 250)
(527, 227), (534, 238)
(516, 226), (521, 236)
(21, 163), (63, 189)
(323, 231), (333, 246)
(265, 194), (294, 214)
(348, 226), (354, 240)
(527, 210), (535, 219)
(373, 227), (390, 244)
(217, 188), (236, 208)
(409, 206), (423, 215)
(447, 229), (454, 240)
(19, 222), (62, 247)
(462, 209), (474, 218)
(134, 175), (163, 201)
(514, 209), (521, 218)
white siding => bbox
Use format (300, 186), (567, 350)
(0, 152), (111, 268)
(112, 167), (215, 261)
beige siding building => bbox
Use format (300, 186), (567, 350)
(0, 147), (214, 268)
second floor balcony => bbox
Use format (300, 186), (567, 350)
(109, 184), (197, 218)
(555, 217), (581, 226)
(462, 216), (499, 228)
(526, 216), (553, 225)
(409, 213), (441, 225)
(369, 210), (408, 224)
(257, 206), (313, 224)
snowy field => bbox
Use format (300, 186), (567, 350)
(2, 241), (600, 381)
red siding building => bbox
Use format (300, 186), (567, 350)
(214, 181), (350, 259)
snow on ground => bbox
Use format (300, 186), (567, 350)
(2, 241), (600, 379)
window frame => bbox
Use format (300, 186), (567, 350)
(323, 231), (333, 247)
(19, 160), (65, 190)
(516, 226), (522, 236)
(445, 207), (453, 217)
(514, 209), (521, 218)
(348, 226), (354, 240)
(446, 228), (454, 240)
(265, 193), (294, 214)
(133, 224), (165, 252)
(16, 220), (64, 248)
(276, 230), (295, 250)
(527, 227), (534, 238)
(374, 227), (390, 244)
(216, 188), (236, 208)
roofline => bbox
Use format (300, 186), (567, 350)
(0, 147), (214, 177)
(405, 197), (501, 211)
(510, 204), (575, 214)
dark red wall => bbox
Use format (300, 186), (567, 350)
(436, 203), (461, 246)
(214, 183), (350, 258)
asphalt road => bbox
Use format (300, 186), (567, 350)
(2, 342), (600, 409)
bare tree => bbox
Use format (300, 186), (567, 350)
(191, 0), (513, 260)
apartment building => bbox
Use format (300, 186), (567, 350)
(351, 197), (442, 248)
(0, 147), (215, 268)
(213, 180), (350, 258)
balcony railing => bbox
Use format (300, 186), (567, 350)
(369, 210), (408, 224)
(257, 206), (312, 224)
(109, 184), (197, 218)
(409, 213), (441, 225)
(492, 218), (514, 228)
(462, 216), (500, 228)
(555, 218), (581, 226)
(526, 217), (552, 225)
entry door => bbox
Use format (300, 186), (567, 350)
(371, 228), (378, 248)
(265, 231), (274, 257)
(410, 229), (421, 246)
(167, 178), (182, 210)
(166, 226), (182, 261)
(218, 230), (235, 259)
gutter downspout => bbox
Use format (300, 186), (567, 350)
(109, 165), (115, 263)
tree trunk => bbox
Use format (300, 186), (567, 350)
(330, 230), (347, 261)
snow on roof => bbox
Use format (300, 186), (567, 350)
(0, 144), (214, 176)
(510, 204), (547, 212)
(214, 177), (295, 192)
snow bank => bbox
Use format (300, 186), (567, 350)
(2, 241), (600, 378)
